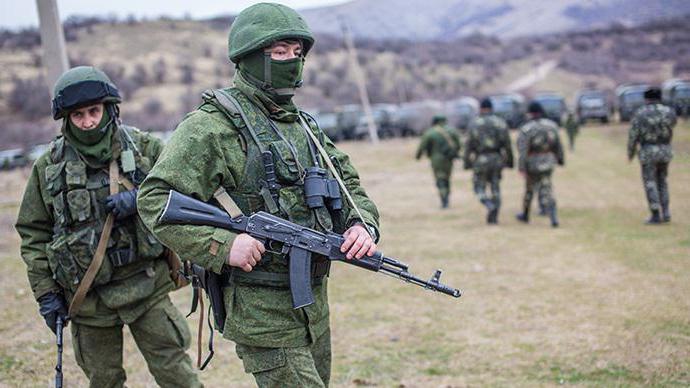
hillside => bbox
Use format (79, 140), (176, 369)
(0, 13), (689, 148)
(302, 0), (690, 40)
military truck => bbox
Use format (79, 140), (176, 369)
(532, 93), (567, 126)
(489, 93), (527, 129)
(392, 100), (443, 137)
(0, 148), (28, 170)
(311, 111), (340, 141)
(353, 104), (399, 140)
(662, 79), (690, 118)
(445, 97), (479, 131)
(335, 104), (363, 140)
(616, 83), (649, 122)
(576, 90), (611, 124)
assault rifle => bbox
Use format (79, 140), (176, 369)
(160, 190), (462, 310)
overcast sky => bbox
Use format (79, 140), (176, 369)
(0, 0), (349, 29)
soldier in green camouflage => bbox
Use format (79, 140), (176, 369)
(627, 87), (676, 224)
(137, 4), (380, 387)
(15, 67), (201, 387)
(564, 112), (579, 151)
(464, 98), (514, 224)
(416, 115), (461, 208)
(516, 102), (564, 228)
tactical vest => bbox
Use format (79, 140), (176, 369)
(475, 116), (504, 154)
(44, 126), (164, 293)
(639, 105), (673, 145)
(201, 88), (342, 278)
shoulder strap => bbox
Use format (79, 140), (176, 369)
(68, 159), (119, 318)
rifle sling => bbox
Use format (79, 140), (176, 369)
(68, 159), (120, 318)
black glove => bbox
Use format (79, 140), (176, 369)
(38, 292), (68, 334)
(105, 189), (138, 220)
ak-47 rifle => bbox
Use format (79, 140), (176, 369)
(55, 316), (64, 388)
(161, 190), (462, 310)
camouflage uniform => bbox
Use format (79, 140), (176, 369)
(416, 121), (461, 208)
(464, 113), (513, 223)
(628, 103), (675, 222)
(15, 67), (200, 388)
(137, 4), (379, 387)
(516, 117), (564, 226)
(564, 113), (579, 151)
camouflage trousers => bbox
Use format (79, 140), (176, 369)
(70, 296), (201, 388)
(640, 161), (669, 212)
(431, 161), (454, 201)
(523, 170), (555, 212)
(473, 166), (502, 210)
(235, 328), (331, 388)
(566, 130), (577, 151)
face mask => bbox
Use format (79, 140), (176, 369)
(238, 50), (304, 102)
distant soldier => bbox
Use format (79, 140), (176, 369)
(416, 115), (461, 208)
(516, 102), (564, 227)
(464, 98), (514, 224)
(564, 112), (580, 151)
(627, 87), (676, 224)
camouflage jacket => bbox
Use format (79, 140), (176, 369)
(15, 126), (174, 327)
(628, 103), (675, 164)
(416, 125), (461, 162)
(464, 114), (514, 170)
(517, 118), (564, 173)
(137, 88), (380, 348)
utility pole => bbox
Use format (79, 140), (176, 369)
(36, 0), (69, 97)
(341, 20), (379, 143)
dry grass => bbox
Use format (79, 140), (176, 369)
(1, 121), (689, 387)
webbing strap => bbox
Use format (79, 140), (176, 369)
(213, 187), (244, 218)
(68, 159), (119, 318)
(298, 115), (373, 238)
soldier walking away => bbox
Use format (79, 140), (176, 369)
(464, 98), (514, 224)
(137, 3), (380, 387)
(416, 115), (461, 208)
(627, 87), (676, 224)
(15, 66), (202, 388)
(516, 102), (565, 228)
(564, 111), (580, 151)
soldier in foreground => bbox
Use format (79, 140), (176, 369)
(464, 98), (514, 224)
(137, 3), (380, 387)
(627, 87), (676, 224)
(15, 67), (201, 387)
(416, 115), (461, 208)
(564, 112), (580, 151)
(516, 102), (565, 228)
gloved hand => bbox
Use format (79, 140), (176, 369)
(38, 292), (68, 334)
(105, 189), (138, 220)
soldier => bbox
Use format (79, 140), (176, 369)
(416, 115), (461, 208)
(15, 66), (201, 388)
(627, 87), (676, 224)
(564, 112), (580, 151)
(516, 102), (564, 228)
(137, 3), (380, 387)
(464, 98), (514, 224)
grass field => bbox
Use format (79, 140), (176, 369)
(0, 121), (688, 387)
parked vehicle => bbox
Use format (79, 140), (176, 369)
(489, 93), (527, 128)
(445, 97), (479, 131)
(576, 90), (611, 124)
(662, 79), (690, 117)
(0, 148), (28, 170)
(532, 92), (567, 126)
(616, 83), (649, 122)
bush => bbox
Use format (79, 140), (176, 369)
(8, 76), (51, 120)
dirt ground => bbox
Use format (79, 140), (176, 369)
(0, 121), (688, 387)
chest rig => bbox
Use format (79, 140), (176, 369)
(44, 126), (164, 292)
(201, 88), (344, 277)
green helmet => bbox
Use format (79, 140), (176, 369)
(52, 66), (121, 120)
(432, 114), (447, 125)
(228, 3), (315, 63)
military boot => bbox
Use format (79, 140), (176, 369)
(662, 208), (671, 223)
(549, 206), (559, 228)
(645, 210), (661, 225)
(441, 195), (449, 209)
(487, 208), (499, 224)
(515, 207), (529, 223)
